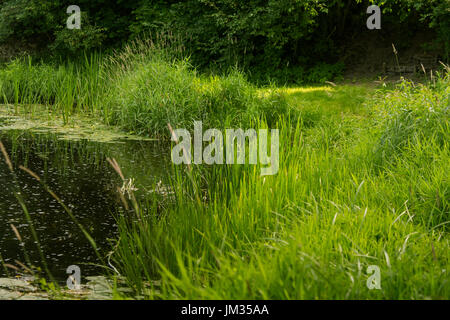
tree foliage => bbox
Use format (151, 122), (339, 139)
(0, 0), (448, 65)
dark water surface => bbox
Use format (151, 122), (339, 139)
(0, 129), (169, 280)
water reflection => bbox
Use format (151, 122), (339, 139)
(0, 130), (170, 280)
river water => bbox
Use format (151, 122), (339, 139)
(0, 128), (170, 280)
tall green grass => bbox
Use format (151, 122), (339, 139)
(0, 53), (104, 121)
(0, 40), (448, 299)
(102, 40), (289, 137)
(107, 71), (449, 299)
(0, 39), (289, 137)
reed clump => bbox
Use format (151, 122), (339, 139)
(0, 38), (290, 137)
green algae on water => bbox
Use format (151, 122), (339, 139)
(0, 104), (157, 143)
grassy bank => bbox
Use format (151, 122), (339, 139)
(0, 40), (288, 138)
(0, 44), (448, 299)
(108, 70), (448, 299)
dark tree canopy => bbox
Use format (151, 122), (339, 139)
(0, 0), (448, 72)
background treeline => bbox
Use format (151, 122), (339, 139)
(0, 0), (449, 81)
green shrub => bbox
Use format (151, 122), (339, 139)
(305, 62), (345, 84)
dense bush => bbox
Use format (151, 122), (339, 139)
(0, 0), (448, 74)
(0, 0), (133, 54)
